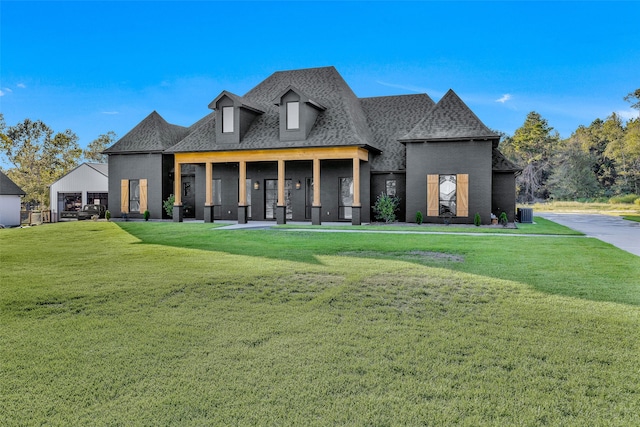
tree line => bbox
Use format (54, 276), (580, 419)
(500, 89), (640, 202)
(1, 89), (638, 209)
(0, 113), (116, 208)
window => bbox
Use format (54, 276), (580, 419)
(439, 175), (456, 215)
(286, 101), (299, 130)
(386, 179), (396, 197)
(222, 106), (234, 133)
(212, 179), (222, 205)
(129, 179), (140, 213)
(339, 177), (353, 220)
(427, 174), (468, 218)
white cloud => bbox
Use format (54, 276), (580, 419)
(17, 83), (26, 89)
(0, 90), (4, 97)
(496, 94), (512, 103)
(616, 109), (639, 121)
(101, 111), (119, 115)
(4, 88), (12, 93)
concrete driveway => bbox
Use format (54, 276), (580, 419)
(538, 213), (640, 257)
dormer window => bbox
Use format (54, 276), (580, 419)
(222, 106), (234, 133)
(209, 91), (264, 144)
(286, 102), (299, 130)
(273, 86), (326, 142)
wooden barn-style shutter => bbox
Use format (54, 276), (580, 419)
(457, 174), (469, 217)
(120, 179), (129, 214)
(427, 174), (439, 217)
(139, 179), (148, 213)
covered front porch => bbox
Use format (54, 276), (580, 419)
(172, 146), (371, 225)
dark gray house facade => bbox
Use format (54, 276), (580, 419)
(105, 66), (519, 224)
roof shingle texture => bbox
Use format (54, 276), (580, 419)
(400, 89), (499, 142)
(361, 94), (435, 171)
(0, 171), (26, 196)
(104, 111), (190, 154)
(167, 67), (375, 153)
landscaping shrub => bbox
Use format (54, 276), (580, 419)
(609, 194), (639, 204)
(105, 210), (111, 221)
(143, 210), (150, 221)
(499, 211), (508, 227)
(373, 192), (400, 223)
(163, 194), (175, 218)
(416, 211), (423, 225)
(474, 212), (481, 226)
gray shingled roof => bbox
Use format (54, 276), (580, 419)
(361, 94), (435, 171)
(492, 149), (522, 173)
(104, 111), (190, 154)
(0, 171), (26, 196)
(399, 89), (499, 142)
(166, 66), (376, 153)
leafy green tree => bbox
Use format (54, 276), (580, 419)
(0, 118), (81, 207)
(501, 112), (559, 202)
(83, 131), (116, 163)
(548, 136), (601, 200)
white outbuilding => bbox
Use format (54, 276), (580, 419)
(49, 163), (108, 221)
(0, 171), (26, 227)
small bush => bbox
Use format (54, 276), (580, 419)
(474, 212), (481, 227)
(609, 194), (639, 204)
(163, 194), (175, 218)
(636, 198), (640, 207)
(499, 211), (508, 227)
(143, 210), (150, 221)
(416, 211), (423, 225)
(373, 193), (400, 223)
(105, 210), (111, 221)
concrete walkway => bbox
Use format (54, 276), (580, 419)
(538, 213), (640, 257)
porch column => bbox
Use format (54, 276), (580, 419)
(276, 159), (286, 224)
(204, 162), (214, 223)
(238, 160), (247, 224)
(352, 157), (361, 225)
(312, 157), (322, 225)
(173, 161), (183, 222)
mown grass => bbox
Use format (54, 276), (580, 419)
(1, 221), (639, 426)
(528, 200), (640, 215)
(276, 216), (582, 235)
(623, 215), (640, 223)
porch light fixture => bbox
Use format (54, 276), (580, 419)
(295, 180), (301, 190)
(254, 181), (260, 190)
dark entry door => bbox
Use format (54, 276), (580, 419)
(265, 179), (292, 220)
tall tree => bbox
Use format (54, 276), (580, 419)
(548, 136), (601, 200)
(624, 88), (640, 111)
(0, 118), (82, 207)
(83, 131), (116, 163)
(502, 112), (559, 202)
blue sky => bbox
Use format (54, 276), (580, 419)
(1, 1), (639, 157)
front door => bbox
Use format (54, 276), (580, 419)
(265, 179), (292, 220)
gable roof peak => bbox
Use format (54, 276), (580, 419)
(399, 89), (499, 142)
(208, 90), (264, 113)
(104, 110), (190, 154)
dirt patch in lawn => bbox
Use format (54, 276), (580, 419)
(338, 250), (464, 263)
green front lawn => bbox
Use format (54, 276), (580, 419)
(623, 215), (640, 223)
(1, 221), (639, 426)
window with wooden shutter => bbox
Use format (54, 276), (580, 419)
(120, 179), (129, 214)
(457, 174), (469, 217)
(139, 179), (148, 213)
(427, 174), (439, 217)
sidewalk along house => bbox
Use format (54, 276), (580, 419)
(104, 66), (520, 224)
(49, 163), (108, 221)
(0, 171), (26, 227)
